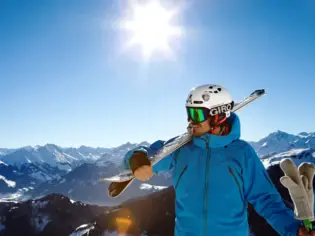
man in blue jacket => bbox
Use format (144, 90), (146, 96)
(124, 84), (313, 235)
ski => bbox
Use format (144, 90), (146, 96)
(102, 89), (266, 198)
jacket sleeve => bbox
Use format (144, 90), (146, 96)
(243, 144), (301, 236)
(123, 136), (179, 174)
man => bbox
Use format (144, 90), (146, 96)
(123, 84), (313, 235)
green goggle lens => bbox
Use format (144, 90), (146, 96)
(187, 107), (208, 123)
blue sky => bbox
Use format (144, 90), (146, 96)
(0, 0), (314, 148)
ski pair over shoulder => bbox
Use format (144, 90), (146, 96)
(103, 84), (314, 235)
(103, 86), (265, 198)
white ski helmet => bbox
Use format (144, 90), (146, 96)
(185, 84), (234, 118)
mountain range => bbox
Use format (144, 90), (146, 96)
(0, 129), (315, 235)
(249, 130), (315, 157)
(0, 160), (311, 236)
(0, 130), (314, 204)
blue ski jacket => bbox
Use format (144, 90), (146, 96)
(124, 113), (301, 236)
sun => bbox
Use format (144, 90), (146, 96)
(120, 1), (183, 60)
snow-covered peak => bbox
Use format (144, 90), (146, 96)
(0, 144), (108, 171)
(20, 146), (35, 152)
(261, 130), (297, 144)
(0, 148), (15, 156)
(42, 143), (60, 152)
(96, 141), (151, 167)
(298, 132), (310, 137)
(250, 130), (315, 157)
(1, 145), (74, 170)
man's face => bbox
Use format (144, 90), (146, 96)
(190, 117), (211, 137)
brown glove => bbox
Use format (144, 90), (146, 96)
(129, 151), (151, 174)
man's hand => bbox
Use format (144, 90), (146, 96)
(134, 165), (153, 181)
(129, 151), (154, 181)
(298, 226), (315, 236)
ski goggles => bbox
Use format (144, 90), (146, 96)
(186, 107), (210, 123)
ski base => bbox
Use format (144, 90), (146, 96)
(108, 178), (134, 198)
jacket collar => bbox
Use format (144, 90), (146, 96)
(192, 112), (241, 148)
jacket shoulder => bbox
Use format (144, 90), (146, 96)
(229, 139), (257, 156)
(230, 139), (251, 149)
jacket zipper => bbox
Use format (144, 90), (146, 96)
(228, 167), (243, 201)
(175, 165), (188, 189)
(203, 138), (210, 236)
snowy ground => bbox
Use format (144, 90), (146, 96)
(262, 148), (315, 168)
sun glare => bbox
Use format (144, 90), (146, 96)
(120, 1), (183, 60)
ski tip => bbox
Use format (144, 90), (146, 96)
(107, 179), (134, 198)
(251, 89), (266, 96)
(108, 182), (123, 198)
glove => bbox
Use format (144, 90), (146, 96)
(299, 162), (315, 219)
(280, 158), (315, 221)
(129, 151), (151, 174)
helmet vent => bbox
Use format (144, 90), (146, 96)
(208, 87), (221, 93)
(193, 101), (203, 104)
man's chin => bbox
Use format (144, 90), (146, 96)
(192, 130), (203, 137)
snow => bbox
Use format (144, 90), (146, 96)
(0, 192), (21, 202)
(0, 145), (102, 171)
(0, 160), (8, 166)
(252, 130), (315, 157)
(262, 148), (315, 168)
(32, 200), (49, 208)
(30, 171), (53, 182)
(69, 224), (95, 236)
(9, 206), (18, 212)
(20, 187), (33, 192)
(0, 175), (16, 188)
(139, 183), (167, 191)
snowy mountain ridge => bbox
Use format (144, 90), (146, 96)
(1, 130), (313, 169)
(0, 142), (150, 170)
(250, 130), (315, 157)
(261, 148), (315, 168)
(0, 130), (314, 203)
(0, 142), (151, 201)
